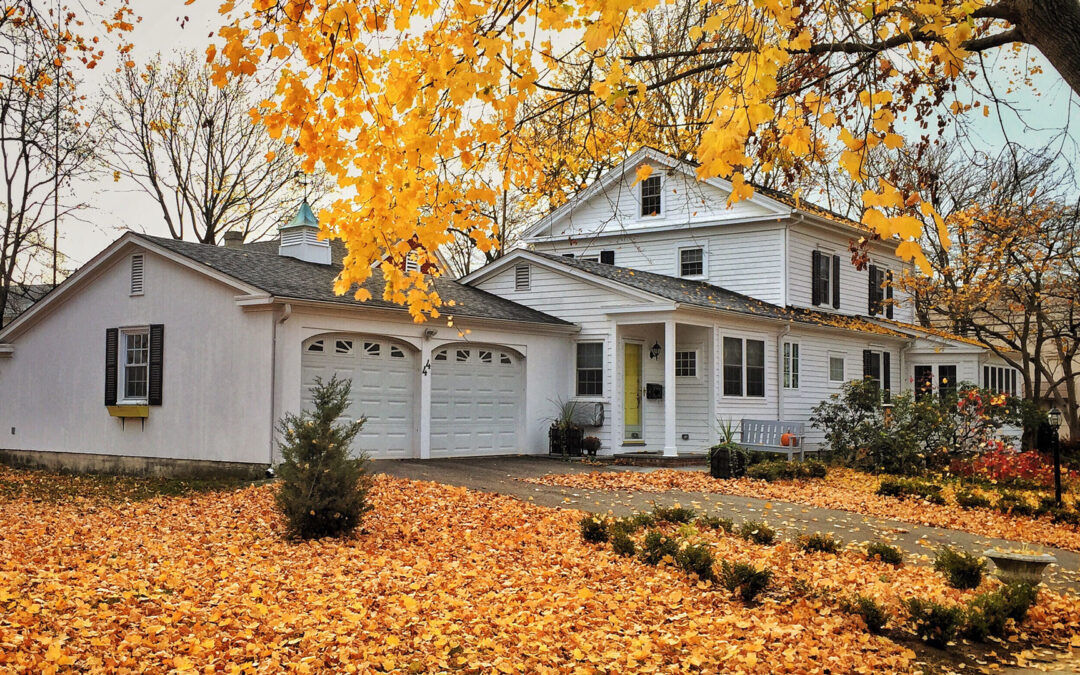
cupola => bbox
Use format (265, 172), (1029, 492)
(278, 201), (331, 265)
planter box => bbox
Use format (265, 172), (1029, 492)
(983, 550), (1056, 584)
(549, 426), (584, 457)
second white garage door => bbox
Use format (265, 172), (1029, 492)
(430, 345), (523, 456)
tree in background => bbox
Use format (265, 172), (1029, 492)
(208, 0), (1080, 318)
(275, 375), (372, 540)
(102, 51), (315, 245)
(0, 10), (99, 328)
(898, 149), (1080, 438)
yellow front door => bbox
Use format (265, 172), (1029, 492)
(624, 343), (643, 440)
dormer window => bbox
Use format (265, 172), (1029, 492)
(640, 174), (662, 217)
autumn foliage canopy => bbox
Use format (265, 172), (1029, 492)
(208, 0), (1054, 318)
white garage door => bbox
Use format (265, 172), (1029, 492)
(430, 346), (523, 457)
(301, 334), (416, 459)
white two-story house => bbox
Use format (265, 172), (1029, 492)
(0, 147), (1018, 475)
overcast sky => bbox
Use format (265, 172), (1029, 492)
(46, 4), (1080, 276)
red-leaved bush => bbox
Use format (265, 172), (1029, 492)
(951, 441), (1074, 487)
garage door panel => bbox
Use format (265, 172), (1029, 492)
(301, 334), (416, 459)
(430, 345), (523, 457)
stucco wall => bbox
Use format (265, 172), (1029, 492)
(0, 243), (275, 465)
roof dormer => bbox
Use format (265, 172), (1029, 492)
(279, 201), (331, 265)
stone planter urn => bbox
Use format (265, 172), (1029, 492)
(983, 549), (1057, 584)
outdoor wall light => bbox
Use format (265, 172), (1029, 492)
(649, 342), (661, 360)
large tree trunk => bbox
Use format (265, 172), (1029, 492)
(990, 0), (1080, 97)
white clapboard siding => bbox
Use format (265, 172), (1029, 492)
(777, 330), (904, 449)
(787, 223), (915, 323)
(674, 326), (712, 453)
(713, 322), (782, 435)
(548, 161), (780, 239)
(473, 262), (641, 451)
(531, 225), (786, 306)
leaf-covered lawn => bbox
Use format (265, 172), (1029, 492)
(525, 468), (1080, 552)
(0, 466), (1078, 674)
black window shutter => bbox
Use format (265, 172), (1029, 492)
(600, 250), (615, 265)
(105, 328), (118, 406)
(882, 351), (892, 401)
(148, 324), (164, 406)
(811, 250), (822, 305)
(832, 255), (841, 308)
(868, 264), (879, 315)
(885, 270), (894, 319)
(862, 349), (873, 379)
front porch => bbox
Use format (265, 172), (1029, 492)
(611, 315), (717, 457)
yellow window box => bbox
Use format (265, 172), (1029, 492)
(107, 405), (149, 418)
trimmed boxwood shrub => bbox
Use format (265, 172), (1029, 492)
(877, 477), (945, 504)
(842, 595), (889, 634)
(905, 598), (965, 648)
(962, 582), (1038, 641)
(580, 516), (609, 543)
(675, 543), (716, 581)
(737, 520), (777, 545)
(955, 490), (992, 509)
(640, 530), (679, 565)
(611, 530), (636, 557)
(934, 547), (986, 590)
(746, 459), (829, 482)
(799, 532), (841, 554)
(696, 515), (734, 532)
(653, 505), (696, 524)
(865, 542), (904, 566)
(720, 561), (771, 603)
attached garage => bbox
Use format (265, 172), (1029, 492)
(301, 333), (417, 459)
(430, 345), (524, 457)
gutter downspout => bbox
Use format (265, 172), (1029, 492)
(898, 336), (915, 396)
(777, 323), (791, 420)
(269, 302), (292, 467)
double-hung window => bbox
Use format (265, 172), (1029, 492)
(679, 247), (704, 277)
(723, 337), (765, 397)
(121, 328), (150, 402)
(783, 342), (799, 389)
(640, 174), (662, 216)
(576, 342), (604, 397)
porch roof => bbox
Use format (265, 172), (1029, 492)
(533, 252), (908, 339)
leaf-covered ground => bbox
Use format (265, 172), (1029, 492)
(524, 469), (1080, 553)
(0, 466), (1078, 674)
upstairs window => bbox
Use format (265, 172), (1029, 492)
(599, 250), (615, 265)
(640, 174), (662, 217)
(679, 247), (704, 277)
(130, 254), (144, 296)
(515, 263), (530, 291)
(576, 342), (603, 397)
(868, 264), (894, 318)
(812, 251), (840, 308)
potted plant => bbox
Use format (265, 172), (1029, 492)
(710, 417), (747, 478)
(983, 547), (1057, 584)
(547, 397), (584, 457)
(583, 436), (601, 456)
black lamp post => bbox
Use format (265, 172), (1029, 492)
(1048, 407), (1063, 505)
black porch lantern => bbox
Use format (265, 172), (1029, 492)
(649, 341), (661, 360)
(1048, 407), (1063, 505)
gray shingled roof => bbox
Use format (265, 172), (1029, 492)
(138, 234), (572, 327)
(533, 252), (907, 338)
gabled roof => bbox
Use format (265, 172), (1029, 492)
(497, 251), (908, 338)
(140, 235), (572, 327)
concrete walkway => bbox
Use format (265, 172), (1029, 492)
(372, 456), (1080, 595)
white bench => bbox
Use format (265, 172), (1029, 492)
(739, 419), (807, 461)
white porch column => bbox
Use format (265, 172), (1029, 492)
(419, 340), (433, 459)
(663, 319), (678, 457)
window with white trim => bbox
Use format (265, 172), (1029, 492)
(723, 337), (765, 397)
(679, 247), (704, 277)
(121, 328), (149, 402)
(829, 354), (845, 382)
(675, 350), (697, 378)
(984, 365), (1018, 396)
(783, 341), (799, 389)
(576, 342), (603, 397)
(640, 174), (662, 216)
(130, 254), (144, 296)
